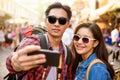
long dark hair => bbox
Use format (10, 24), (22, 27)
(72, 22), (115, 78)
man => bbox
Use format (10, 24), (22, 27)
(6, 2), (72, 80)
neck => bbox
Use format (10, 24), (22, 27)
(47, 34), (61, 49)
(81, 49), (94, 60)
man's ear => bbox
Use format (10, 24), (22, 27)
(67, 20), (71, 28)
(44, 18), (47, 24)
(44, 18), (48, 31)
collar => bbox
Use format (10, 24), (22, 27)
(78, 53), (97, 69)
(45, 34), (64, 53)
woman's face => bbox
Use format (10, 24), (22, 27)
(73, 27), (98, 60)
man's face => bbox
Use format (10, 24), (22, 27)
(45, 8), (70, 38)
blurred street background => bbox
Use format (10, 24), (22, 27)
(0, 0), (120, 80)
(0, 48), (13, 80)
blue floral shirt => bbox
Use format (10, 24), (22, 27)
(74, 53), (112, 80)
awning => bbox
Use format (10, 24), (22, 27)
(0, 11), (12, 21)
(89, 0), (120, 21)
(5, 17), (28, 24)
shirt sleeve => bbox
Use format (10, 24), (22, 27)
(89, 63), (112, 80)
(6, 35), (40, 74)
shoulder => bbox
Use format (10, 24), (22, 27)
(18, 35), (40, 49)
(89, 63), (111, 80)
(90, 62), (107, 72)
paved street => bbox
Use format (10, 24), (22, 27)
(0, 47), (120, 80)
(0, 48), (14, 80)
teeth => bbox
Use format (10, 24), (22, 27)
(76, 45), (84, 49)
(77, 45), (82, 47)
(77, 46), (81, 48)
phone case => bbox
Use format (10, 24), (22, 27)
(28, 49), (60, 67)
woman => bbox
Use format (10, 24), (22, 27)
(71, 23), (114, 80)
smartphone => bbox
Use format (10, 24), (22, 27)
(28, 49), (60, 67)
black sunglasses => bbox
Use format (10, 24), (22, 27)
(47, 16), (68, 25)
(73, 34), (96, 43)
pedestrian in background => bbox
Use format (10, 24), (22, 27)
(71, 23), (114, 80)
(111, 22), (120, 62)
(62, 24), (74, 48)
(0, 25), (5, 50)
(111, 25), (119, 47)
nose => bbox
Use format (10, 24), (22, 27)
(77, 38), (83, 43)
(54, 19), (59, 26)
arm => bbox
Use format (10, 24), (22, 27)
(6, 36), (46, 74)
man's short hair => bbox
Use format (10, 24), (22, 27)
(45, 2), (72, 20)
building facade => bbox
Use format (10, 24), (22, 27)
(0, 0), (40, 25)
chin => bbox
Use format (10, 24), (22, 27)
(76, 50), (85, 55)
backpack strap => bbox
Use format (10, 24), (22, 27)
(63, 44), (72, 66)
(39, 34), (72, 66)
(66, 46), (72, 66)
(32, 27), (47, 35)
(4, 71), (27, 80)
(38, 34), (48, 49)
(86, 59), (104, 80)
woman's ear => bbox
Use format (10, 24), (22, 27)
(94, 40), (99, 48)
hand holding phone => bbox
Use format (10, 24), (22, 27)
(28, 49), (60, 67)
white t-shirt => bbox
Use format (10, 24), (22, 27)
(111, 28), (119, 43)
(0, 30), (5, 42)
(62, 28), (74, 46)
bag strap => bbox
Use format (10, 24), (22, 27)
(4, 72), (27, 80)
(39, 34), (72, 66)
(39, 34), (48, 49)
(65, 46), (72, 66)
(86, 59), (104, 80)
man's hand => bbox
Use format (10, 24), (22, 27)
(11, 45), (46, 72)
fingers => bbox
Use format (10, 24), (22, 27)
(20, 58), (46, 71)
(21, 58), (46, 66)
(11, 53), (22, 71)
(11, 45), (47, 71)
(19, 54), (46, 63)
(18, 54), (46, 65)
(18, 45), (41, 56)
(22, 65), (39, 71)
(18, 55), (46, 71)
(12, 53), (46, 71)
